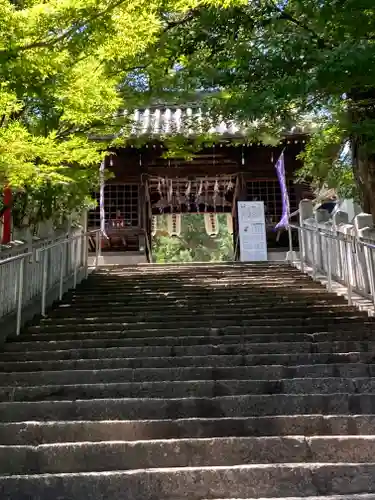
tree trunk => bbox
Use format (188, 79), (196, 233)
(349, 88), (375, 221)
(352, 140), (375, 218)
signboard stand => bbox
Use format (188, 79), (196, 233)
(237, 201), (268, 262)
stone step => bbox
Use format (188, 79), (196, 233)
(25, 321), (374, 335)
(85, 262), (298, 274)
(83, 277), (311, 284)
(68, 281), (337, 290)
(1, 415), (375, 445)
(2, 393), (375, 422)
(81, 269), (312, 277)
(0, 363), (372, 386)
(77, 271), (324, 278)
(205, 497), (375, 500)
(67, 290), (342, 300)
(92, 263), (289, 269)
(4, 341), (375, 361)
(82, 274), (317, 281)
(4, 436), (375, 475)
(1, 463), (375, 499)
(2, 262), (374, 499)
(81, 272), (310, 280)
(0, 352), (372, 373)
(6, 337), (375, 352)
(4, 377), (375, 402)
(50, 303), (355, 315)
(63, 298), (349, 308)
(103, 279), (301, 285)
(47, 308), (357, 319)
(88, 264), (290, 271)
(9, 331), (375, 346)
(61, 295), (349, 306)
(70, 286), (328, 292)
(38, 312), (367, 325)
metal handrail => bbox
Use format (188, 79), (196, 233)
(0, 251), (33, 266)
(291, 221), (375, 310)
(0, 251), (33, 335)
(0, 229), (101, 336)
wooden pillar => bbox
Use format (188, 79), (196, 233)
(99, 160), (106, 250)
(2, 186), (12, 244)
(232, 174), (244, 259)
(139, 183), (147, 230)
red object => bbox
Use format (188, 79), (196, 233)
(2, 186), (12, 244)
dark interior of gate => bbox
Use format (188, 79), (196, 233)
(87, 107), (311, 259)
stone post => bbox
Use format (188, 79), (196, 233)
(331, 211), (349, 281)
(354, 213), (374, 294)
(299, 200), (313, 265)
(314, 210), (330, 270)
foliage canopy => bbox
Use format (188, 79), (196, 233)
(148, 0), (375, 211)
(0, 0), (243, 226)
(3, 0), (375, 224)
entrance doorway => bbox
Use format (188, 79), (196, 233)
(152, 214), (234, 263)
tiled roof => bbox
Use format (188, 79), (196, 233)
(122, 106), (309, 138)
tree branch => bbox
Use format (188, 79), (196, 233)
(99, 9), (201, 77)
(0, 0), (129, 60)
(268, 0), (327, 49)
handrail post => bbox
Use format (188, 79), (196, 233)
(41, 248), (48, 317)
(83, 232), (89, 279)
(312, 225), (318, 280)
(327, 235), (332, 293)
(287, 225), (293, 263)
(346, 236), (353, 306)
(16, 257), (25, 336)
(298, 226), (304, 274)
(366, 243), (375, 311)
(59, 242), (66, 301)
(95, 230), (100, 268)
(73, 237), (78, 289)
(98, 229), (102, 260)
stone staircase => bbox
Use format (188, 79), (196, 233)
(1, 263), (375, 499)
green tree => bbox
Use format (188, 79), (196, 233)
(152, 214), (234, 263)
(0, 0), (241, 226)
(147, 1), (375, 215)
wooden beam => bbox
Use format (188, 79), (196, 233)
(232, 175), (240, 217)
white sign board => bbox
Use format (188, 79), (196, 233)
(237, 201), (268, 262)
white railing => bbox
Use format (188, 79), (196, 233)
(0, 229), (101, 336)
(291, 223), (375, 308)
(289, 201), (375, 310)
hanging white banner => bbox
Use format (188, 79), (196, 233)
(237, 201), (268, 262)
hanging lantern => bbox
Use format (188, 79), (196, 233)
(226, 213), (233, 234)
(151, 215), (158, 236)
(167, 213), (181, 236)
(204, 213), (219, 237)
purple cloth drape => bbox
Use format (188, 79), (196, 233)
(274, 150), (290, 230)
